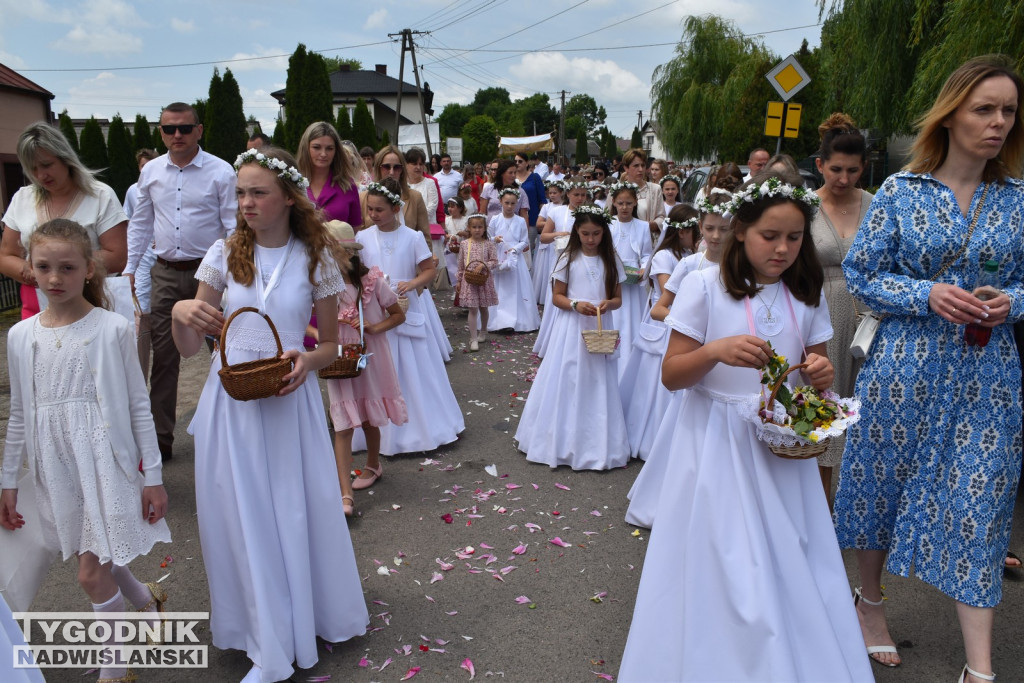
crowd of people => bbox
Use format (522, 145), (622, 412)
(1, 54), (1023, 683)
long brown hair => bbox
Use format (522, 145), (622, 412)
(227, 146), (329, 287)
(720, 172), (823, 306)
(29, 218), (108, 309)
(373, 145), (412, 198)
(557, 210), (619, 300)
(297, 121), (356, 192)
(906, 55), (1024, 182)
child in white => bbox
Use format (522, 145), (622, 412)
(608, 182), (653, 374)
(618, 206), (700, 461)
(488, 186), (540, 332)
(618, 176), (872, 681)
(531, 180), (566, 304)
(2, 219), (170, 683)
(533, 180), (590, 357)
(172, 148), (368, 683)
(515, 207), (629, 470)
(444, 196), (469, 287)
(356, 178), (465, 454)
(625, 194), (732, 527)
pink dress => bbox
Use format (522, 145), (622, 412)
(455, 238), (499, 308)
(326, 267), (409, 430)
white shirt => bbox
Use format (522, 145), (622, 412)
(435, 169), (462, 205)
(534, 161), (550, 180)
(126, 147), (237, 273)
(408, 177), (439, 223)
(547, 172), (565, 182)
(2, 182), (125, 252)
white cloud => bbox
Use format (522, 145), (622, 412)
(64, 72), (155, 118)
(220, 46), (290, 73)
(513, 52), (648, 105)
(0, 0), (71, 23)
(364, 8), (388, 30)
(57, 25), (143, 54)
(171, 18), (196, 33)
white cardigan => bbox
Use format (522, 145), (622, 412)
(2, 309), (163, 489)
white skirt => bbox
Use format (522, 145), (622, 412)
(515, 307), (628, 470)
(531, 242), (557, 305)
(488, 251), (540, 332)
(615, 282), (647, 377)
(618, 386), (873, 682)
(619, 318), (673, 461)
(624, 389), (685, 528)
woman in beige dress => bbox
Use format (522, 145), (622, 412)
(621, 148), (665, 246)
(810, 113), (872, 505)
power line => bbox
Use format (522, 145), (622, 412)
(428, 0), (511, 33)
(18, 40), (395, 73)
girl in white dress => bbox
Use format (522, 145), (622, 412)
(660, 174), (683, 219)
(487, 187), (540, 332)
(626, 191), (732, 527)
(443, 196), (468, 288)
(533, 180), (590, 357)
(618, 175), (873, 682)
(356, 178), (465, 454)
(618, 205), (700, 461)
(2, 218), (170, 683)
(515, 206), (629, 470)
(608, 181), (653, 375)
(530, 180), (565, 305)
(172, 148), (368, 683)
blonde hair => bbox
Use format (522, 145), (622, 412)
(296, 121), (356, 192)
(906, 55), (1024, 182)
(227, 146), (329, 287)
(17, 123), (100, 202)
(373, 145), (412, 198)
(29, 218), (108, 309)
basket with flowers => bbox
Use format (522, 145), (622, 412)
(744, 344), (861, 460)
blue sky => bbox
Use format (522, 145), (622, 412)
(0, 0), (825, 139)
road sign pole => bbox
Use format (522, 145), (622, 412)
(775, 102), (787, 155)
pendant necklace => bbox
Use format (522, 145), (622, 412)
(42, 314), (69, 349)
(753, 282), (784, 337)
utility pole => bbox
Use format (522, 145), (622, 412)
(388, 28), (431, 152)
(637, 110), (643, 131)
(558, 90), (568, 164)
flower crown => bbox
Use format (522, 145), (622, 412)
(563, 180), (591, 192)
(545, 179), (567, 192)
(608, 180), (640, 196)
(728, 176), (820, 215)
(660, 174), (683, 188)
(234, 149), (309, 190)
(366, 182), (403, 206)
(665, 216), (700, 231)
(466, 213), (487, 223)
(498, 186), (521, 199)
(699, 188), (733, 215)
(571, 204), (611, 219)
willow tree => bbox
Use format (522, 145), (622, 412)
(650, 15), (766, 159)
(906, 1), (1024, 119)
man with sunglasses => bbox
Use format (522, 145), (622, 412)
(126, 101), (237, 461)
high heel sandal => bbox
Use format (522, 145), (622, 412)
(958, 664), (996, 682)
(352, 463), (382, 490)
(853, 587), (900, 667)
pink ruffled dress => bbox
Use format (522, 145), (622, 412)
(326, 267), (409, 431)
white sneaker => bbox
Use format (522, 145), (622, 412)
(470, 340), (479, 352)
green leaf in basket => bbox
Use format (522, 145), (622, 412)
(775, 384), (792, 408)
(793, 420), (814, 437)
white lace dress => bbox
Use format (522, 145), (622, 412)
(30, 309), (170, 564)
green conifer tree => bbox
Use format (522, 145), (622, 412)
(335, 106), (353, 141)
(106, 114), (136, 201)
(78, 117), (109, 180)
(58, 110), (79, 155)
(351, 98), (378, 151)
(133, 114), (154, 151)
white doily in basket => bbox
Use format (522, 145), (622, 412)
(739, 391), (861, 448)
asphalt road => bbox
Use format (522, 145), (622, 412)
(1, 300), (1023, 683)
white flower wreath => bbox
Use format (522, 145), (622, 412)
(498, 185), (521, 199)
(608, 180), (640, 196)
(571, 204), (611, 219)
(729, 176), (821, 215)
(366, 182), (403, 206)
(665, 216), (700, 231)
(233, 148), (309, 190)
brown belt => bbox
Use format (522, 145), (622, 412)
(156, 256), (203, 271)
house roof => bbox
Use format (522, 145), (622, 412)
(271, 68), (434, 114)
(0, 63), (54, 99)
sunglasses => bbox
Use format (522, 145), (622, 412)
(594, 172), (605, 178)
(380, 163), (402, 171)
(583, 175), (593, 180)
(160, 124), (196, 135)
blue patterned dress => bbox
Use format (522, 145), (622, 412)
(833, 172), (1024, 607)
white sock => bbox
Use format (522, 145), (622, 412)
(92, 590), (127, 679)
(111, 564), (153, 611)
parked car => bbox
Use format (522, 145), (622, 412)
(681, 164), (821, 206)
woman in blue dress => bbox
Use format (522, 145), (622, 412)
(834, 56), (1024, 683)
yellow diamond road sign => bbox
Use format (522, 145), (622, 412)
(766, 55), (811, 102)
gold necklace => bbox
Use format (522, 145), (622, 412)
(755, 282), (782, 321)
(41, 313), (69, 348)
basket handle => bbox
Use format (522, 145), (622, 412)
(764, 362), (808, 411)
(219, 306), (285, 368)
(595, 305), (602, 333)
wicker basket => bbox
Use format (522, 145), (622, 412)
(463, 260), (490, 286)
(319, 343), (365, 379)
(581, 306), (619, 354)
(623, 265), (641, 285)
(761, 362), (830, 460)
(217, 307), (292, 401)
(396, 295), (409, 313)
